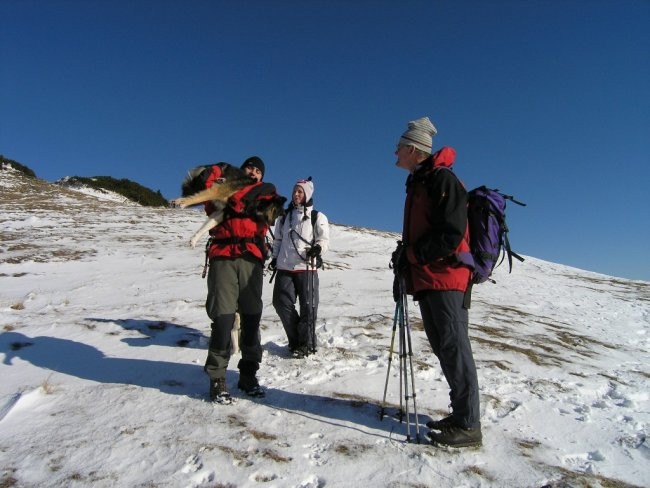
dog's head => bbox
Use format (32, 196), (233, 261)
(253, 195), (287, 225)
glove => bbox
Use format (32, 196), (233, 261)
(306, 244), (321, 258)
(390, 241), (408, 275)
(268, 258), (277, 271)
(392, 275), (401, 302)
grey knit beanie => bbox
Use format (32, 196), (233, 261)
(398, 117), (437, 154)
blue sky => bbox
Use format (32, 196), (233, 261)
(1, 0), (648, 281)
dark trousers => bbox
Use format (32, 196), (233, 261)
(272, 270), (319, 350)
(418, 290), (480, 429)
(204, 258), (264, 380)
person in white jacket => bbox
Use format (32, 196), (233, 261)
(270, 178), (330, 358)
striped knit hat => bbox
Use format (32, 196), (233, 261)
(398, 117), (437, 154)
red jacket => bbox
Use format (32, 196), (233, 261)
(402, 147), (471, 294)
(203, 165), (276, 263)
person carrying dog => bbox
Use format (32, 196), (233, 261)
(270, 178), (330, 358)
(204, 156), (281, 403)
(392, 117), (482, 448)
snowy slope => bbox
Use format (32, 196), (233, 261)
(1, 167), (648, 488)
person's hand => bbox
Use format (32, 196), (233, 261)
(392, 275), (401, 302)
(390, 241), (408, 275)
(306, 244), (321, 258)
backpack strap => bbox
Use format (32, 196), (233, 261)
(279, 209), (318, 236)
(279, 208), (323, 269)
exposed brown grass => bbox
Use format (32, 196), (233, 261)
(249, 429), (276, 441)
(333, 441), (372, 458)
(537, 462), (644, 488)
(462, 464), (496, 482)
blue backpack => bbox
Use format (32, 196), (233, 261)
(466, 186), (526, 284)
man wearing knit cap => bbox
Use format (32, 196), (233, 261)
(241, 156), (265, 181)
(203, 155), (283, 403)
(397, 116), (437, 154)
(393, 117), (482, 448)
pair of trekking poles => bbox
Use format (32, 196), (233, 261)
(379, 273), (421, 443)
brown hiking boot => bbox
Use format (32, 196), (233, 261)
(209, 378), (232, 404)
(428, 425), (482, 448)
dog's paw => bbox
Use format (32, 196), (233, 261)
(171, 198), (189, 209)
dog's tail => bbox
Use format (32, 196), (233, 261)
(181, 166), (210, 197)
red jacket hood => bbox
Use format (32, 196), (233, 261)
(432, 146), (456, 169)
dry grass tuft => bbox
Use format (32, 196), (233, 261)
(473, 336), (562, 367)
(333, 442), (372, 458)
(332, 391), (373, 408)
(0, 474), (18, 488)
(216, 445), (291, 465)
(40, 374), (58, 395)
(462, 465), (496, 481)
(537, 462), (644, 488)
(260, 448), (291, 463)
(516, 438), (542, 457)
(249, 429), (276, 441)
(227, 414), (247, 428)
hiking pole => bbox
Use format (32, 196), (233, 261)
(398, 275), (421, 444)
(379, 303), (400, 420)
(307, 255), (317, 354)
(397, 297), (409, 437)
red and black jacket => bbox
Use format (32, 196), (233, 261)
(402, 147), (472, 294)
(202, 165), (277, 263)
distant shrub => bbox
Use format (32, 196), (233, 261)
(0, 155), (37, 178)
(64, 176), (168, 207)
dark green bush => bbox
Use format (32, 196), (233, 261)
(64, 176), (168, 207)
(1, 155), (37, 178)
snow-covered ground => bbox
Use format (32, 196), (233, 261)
(1, 167), (648, 487)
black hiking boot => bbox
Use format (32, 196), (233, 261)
(291, 345), (309, 359)
(238, 374), (265, 398)
(427, 425), (482, 448)
(426, 415), (455, 430)
(209, 378), (232, 404)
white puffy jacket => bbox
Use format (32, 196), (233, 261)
(272, 204), (330, 272)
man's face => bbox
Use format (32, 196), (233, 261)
(243, 165), (263, 182)
(395, 143), (418, 172)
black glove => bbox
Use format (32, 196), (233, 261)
(390, 241), (408, 275)
(392, 275), (401, 302)
(306, 244), (321, 258)
(268, 258), (277, 271)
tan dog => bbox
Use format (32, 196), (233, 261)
(171, 164), (285, 248)
(230, 312), (241, 355)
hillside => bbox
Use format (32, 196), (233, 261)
(1, 167), (648, 488)
(1, 156), (167, 207)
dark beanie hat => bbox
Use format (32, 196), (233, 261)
(241, 156), (265, 178)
